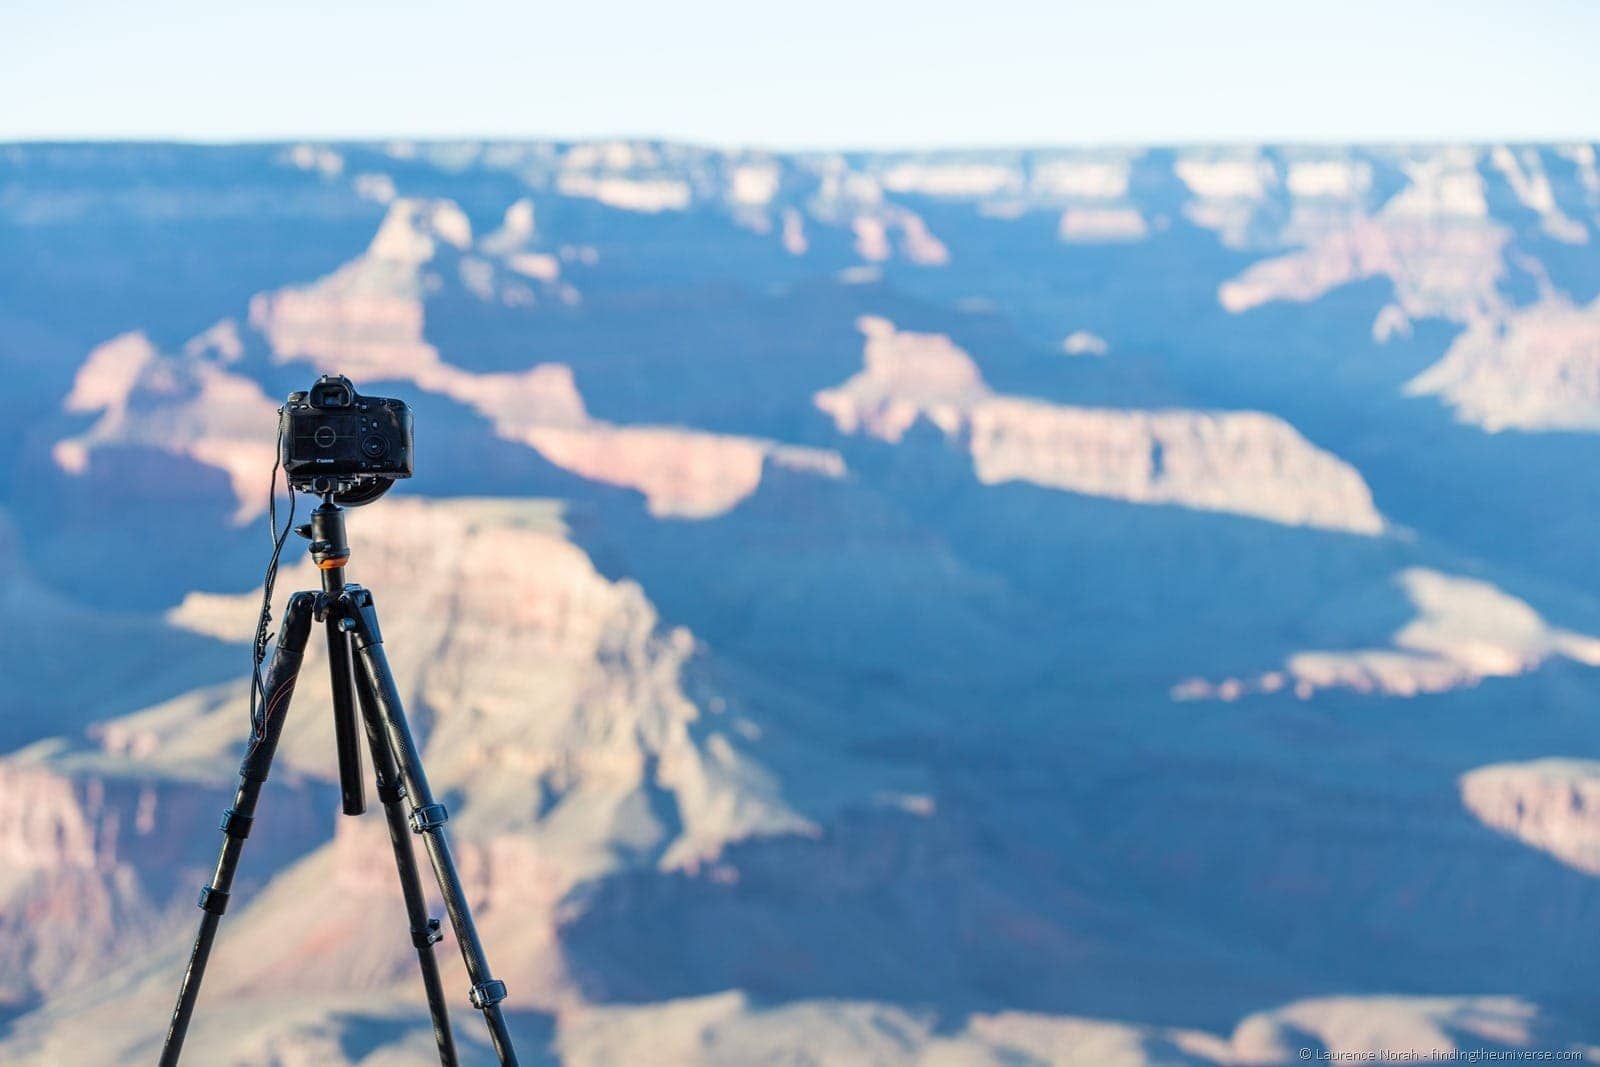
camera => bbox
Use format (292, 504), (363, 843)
(279, 375), (413, 503)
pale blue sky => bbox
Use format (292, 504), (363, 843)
(5, 0), (1595, 147)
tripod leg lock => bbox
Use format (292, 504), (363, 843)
(469, 979), (508, 1010)
(376, 779), (406, 804)
(197, 886), (230, 915)
(219, 808), (253, 839)
(339, 587), (384, 649)
(408, 802), (449, 833)
(411, 916), (444, 949)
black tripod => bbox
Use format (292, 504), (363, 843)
(160, 494), (518, 1066)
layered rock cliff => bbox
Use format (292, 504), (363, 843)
(1176, 568), (1600, 701)
(818, 316), (1384, 533)
(1461, 760), (1600, 875)
(1408, 295), (1600, 432)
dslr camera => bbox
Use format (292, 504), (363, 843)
(279, 375), (413, 504)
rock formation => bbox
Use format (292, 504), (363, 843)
(818, 316), (1384, 533)
(1176, 568), (1600, 700)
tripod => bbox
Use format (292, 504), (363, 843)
(160, 494), (518, 1066)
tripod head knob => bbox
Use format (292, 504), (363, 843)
(308, 500), (350, 571)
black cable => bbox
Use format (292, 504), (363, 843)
(248, 426), (296, 751)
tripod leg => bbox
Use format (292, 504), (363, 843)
(325, 613), (368, 816)
(351, 650), (459, 1065)
(342, 588), (520, 1067)
(159, 592), (317, 1067)
(322, 552), (367, 816)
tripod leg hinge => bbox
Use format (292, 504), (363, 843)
(411, 917), (444, 949)
(198, 886), (230, 915)
(408, 803), (449, 833)
(219, 808), (253, 839)
(469, 979), (508, 1010)
(376, 780), (406, 805)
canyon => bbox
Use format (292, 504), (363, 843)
(3, 141), (1600, 1063)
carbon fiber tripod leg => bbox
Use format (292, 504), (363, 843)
(350, 647), (460, 1065)
(159, 592), (317, 1066)
(341, 586), (520, 1066)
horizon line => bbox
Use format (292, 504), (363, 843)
(5, 133), (1600, 155)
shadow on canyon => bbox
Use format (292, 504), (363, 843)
(555, 667), (1600, 1035)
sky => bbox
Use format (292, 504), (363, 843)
(5, 0), (1596, 148)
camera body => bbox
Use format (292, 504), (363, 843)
(279, 375), (413, 496)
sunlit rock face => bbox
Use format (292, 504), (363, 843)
(1461, 760), (1600, 875)
(1174, 151), (1281, 248)
(1223, 996), (1547, 1065)
(879, 161), (1021, 199)
(1408, 296), (1600, 432)
(1489, 145), (1591, 245)
(0, 749), (328, 1017)
(814, 316), (991, 441)
(0, 759), (151, 1007)
(248, 198), (527, 384)
(53, 329), (279, 521)
(166, 497), (810, 880)
(968, 402), (1380, 533)
(557, 174), (693, 214)
(9, 496), (821, 1021)
(1205, 144), (1600, 396)
(55, 197), (847, 521)
(850, 209), (950, 265)
(1176, 568), (1600, 701)
(818, 316), (1383, 533)
(554, 142), (693, 214)
(247, 198), (845, 517)
(556, 993), (1197, 1067)
(1219, 215), (1510, 327)
(1217, 148), (1513, 331)
(553, 991), (1563, 1067)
